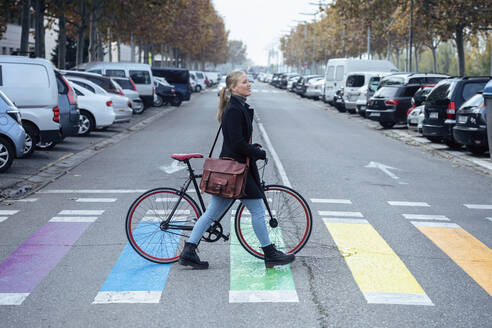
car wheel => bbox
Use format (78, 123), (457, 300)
(0, 136), (14, 173)
(171, 94), (183, 107)
(426, 136), (442, 143)
(466, 145), (487, 155)
(380, 121), (395, 129)
(195, 85), (202, 92)
(153, 95), (163, 107)
(22, 123), (38, 158)
(78, 111), (93, 136)
(36, 140), (57, 150)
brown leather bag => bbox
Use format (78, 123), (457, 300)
(200, 125), (250, 199)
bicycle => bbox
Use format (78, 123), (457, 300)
(125, 153), (313, 264)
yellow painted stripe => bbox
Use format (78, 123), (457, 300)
(415, 224), (492, 296)
(324, 219), (431, 304)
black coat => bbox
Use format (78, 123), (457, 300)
(219, 95), (265, 199)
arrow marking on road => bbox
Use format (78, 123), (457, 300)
(365, 161), (402, 181)
(160, 161), (187, 174)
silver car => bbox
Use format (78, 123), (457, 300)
(111, 77), (144, 114)
(0, 90), (25, 172)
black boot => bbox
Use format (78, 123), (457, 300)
(261, 244), (295, 268)
(179, 242), (209, 269)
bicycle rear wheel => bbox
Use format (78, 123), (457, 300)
(126, 187), (201, 264)
(234, 184), (313, 259)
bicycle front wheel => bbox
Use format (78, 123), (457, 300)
(234, 184), (313, 259)
(125, 187), (201, 264)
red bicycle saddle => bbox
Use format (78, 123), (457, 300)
(171, 153), (204, 161)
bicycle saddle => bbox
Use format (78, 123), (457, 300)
(171, 153), (204, 161)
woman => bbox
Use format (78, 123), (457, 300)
(179, 71), (295, 269)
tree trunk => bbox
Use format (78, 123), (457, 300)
(160, 43), (164, 67)
(395, 47), (400, 71)
(58, 12), (67, 69)
(20, 0), (30, 55)
(138, 40), (142, 63)
(130, 33), (135, 62)
(108, 27), (112, 62)
(408, 0), (413, 72)
(414, 45), (419, 72)
(367, 26), (371, 60)
(34, 0), (46, 58)
(97, 31), (104, 61)
(117, 37), (121, 62)
(432, 46), (437, 73)
(76, 0), (87, 67)
(88, 10), (97, 62)
(455, 24), (465, 76)
(386, 37), (392, 61)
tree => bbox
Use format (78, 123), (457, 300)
(228, 40), (247, 65)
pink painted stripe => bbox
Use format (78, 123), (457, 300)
(0, 222), (91, 293)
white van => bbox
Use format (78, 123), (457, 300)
(343, 72), (391, 113)
(323, 58), (398, 105)
(85, 62), (154, 108)
(190, 71), (207, 92)
(0, 56), (61, 157)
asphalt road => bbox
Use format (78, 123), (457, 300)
(0, 83), (491, 328)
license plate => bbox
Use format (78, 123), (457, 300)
(336, 98), (343, 103)
(430, 112), (438, 119)
(360, 105), (366, 110)
(370, 112), (380, 117)
(458, 115), (468, 124)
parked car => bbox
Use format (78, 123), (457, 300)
(304, 77), (324, 100)
(85, 62), (155, 108)
(66, 76), (132, 124)
(452, 92), (488, 154)
(366, 73), (448, 128)
(406, 85), (435, 132)
(423, 76), (490, 147)
(151, 68), (192, 104)
(111, 77), (144, 114)
(69, 82), (115, 135)
(270, 73), (284, 88)
(205, 72), (221, 85)
(0, 90), (25, 172)
(295, 75), (322, 97)
(287, 76), (301, 92)
(279, 73), (297, 89)
(0, 56), (62, 157)
(323, 58), (398, 105)
(357, 73), (395, 116)
(190, 71), (207, 92)
(343, 72), (386, 114)
(154, 77), (180, 107)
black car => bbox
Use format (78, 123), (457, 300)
(452, 92), (488, 154)
(270, 73), (283, 88)
(423, 76), (490, 147)
(279, 73), (298, 89)
(366, 73), (448, 128)
(151, 68), (192, 103)
(154, 77), (180, 107)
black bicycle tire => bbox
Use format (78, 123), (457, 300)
(125, 187), (202, 264)
(234, 184), (313, 259)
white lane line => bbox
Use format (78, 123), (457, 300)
(92, 291), (162, 304)
(0, 210), (19, 215)
(0, 217), (8, 223)
(49, 216), (99, 223)
(363, 292), (434, 306)
(318, 211), (363, 217)
(229, 290), (299, 303)
(464, 204), (492, 210)
(388, 201), (430, 207)
(58, 210), (105, 215)
(0, 293), (30, 305)
(13, 198), (38, 202)
(487, 217), (492, 223)
(256, 122), (291, 188)
(311, 199), (352, 204)
(75, 198), (117, 203)
(322, 218), (369, 224)
(411, 221), (461, 228)
(38, 189), (147, 194)
(402, 214), (450, 221)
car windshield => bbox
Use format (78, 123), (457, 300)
(114, 78), (133, 90)
(368, 77), (380, 91)
(373, 86), (398, 98)
(426, 80), (456, 104)
(379, 76), (405, 87)
(129, 70), (151, 84)
(346, 75), (365, 87)
(459, 93), (484, 109)
(106, 69), (126, 77)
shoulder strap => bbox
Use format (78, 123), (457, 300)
(208, 124), (252, 167)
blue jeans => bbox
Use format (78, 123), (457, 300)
(188, 196), (272, 247)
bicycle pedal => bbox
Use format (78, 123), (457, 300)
(222, 233), (230, 241)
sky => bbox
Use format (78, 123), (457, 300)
(212, 0), (322, 66)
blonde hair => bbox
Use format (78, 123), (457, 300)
(217, 71), (245, 122)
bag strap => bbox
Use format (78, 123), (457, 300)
(208, 124), (251, 167)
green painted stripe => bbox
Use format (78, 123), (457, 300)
(229, 217), (298, 302)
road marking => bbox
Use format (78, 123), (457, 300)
(323, 219), (433, 306)
(402, 214), (450, 221)
(487, 217), (492, 223)
(464, 204), (492, 210)
(93, 223), (180, 304)
(323, 218), (368, 224)
(411, 221), (460, 228)
(318, 211), (363, 217)
(412, 221), (492, 296)
(58, 210), (105, 215)
(0, 217), (7, 223)
(13, 198), (38, 202)
(38, 189), (148, 194)
(388, 201), (430, 207)
(311, 198), (352, 204)
(75, 198), (117, 203)
(49, 216), (99, 223)
(0, 210), (19, 215)
(146, 209), (190, 215)
(0, 221), (94, 305)
(229, 218), (298, 303)
(365, 161), (402, 180)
